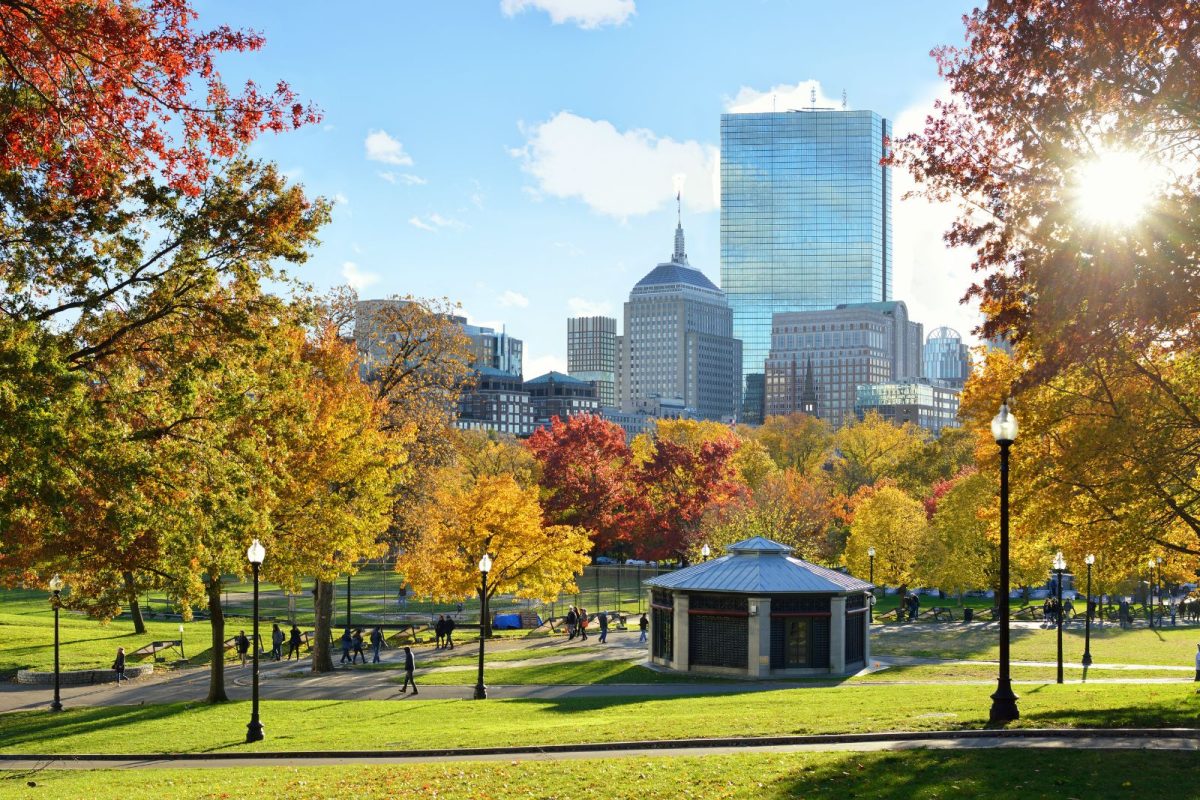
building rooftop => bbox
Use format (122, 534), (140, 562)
(645, 536), (873, 594)
(633, 262), (721, 292)
(525, 371), (590, 386)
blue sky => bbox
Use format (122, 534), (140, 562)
(201, 0), (980, 377)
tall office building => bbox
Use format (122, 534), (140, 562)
(567, 316), (617, 407)
(923, 327), (971, 388)
(721, 108), (893, 423)
(764, 301), (922, 428)
(615, 217), (742, 421)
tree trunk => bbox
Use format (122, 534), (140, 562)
(205, 575), (227, 703)
(897, 585), (908, 620)
(123, 570), (146, 635)
(310, 579), (335, 673)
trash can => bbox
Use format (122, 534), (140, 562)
(963, 607), (974, 623)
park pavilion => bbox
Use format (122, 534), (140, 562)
(644, 536), (874, 678)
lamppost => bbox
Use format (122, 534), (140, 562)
(989, 401), (1020, 723)
(1052, 551), (1066, 684)
(867, 547), (876, 622)
(245, 539), (265, 743)
(1155, 556), (1163, 625)
(1147, 556), (1156, 629)
(474, 553), (493, 700)
(700, 543), (711, 561)
(48, 575), (63, 712)
(179, 623), (186, 662)
(1082, 554), (1095, 667)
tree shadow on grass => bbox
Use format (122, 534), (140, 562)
(0, 703), (199, 752)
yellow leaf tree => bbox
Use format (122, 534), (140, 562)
(396, 472), (591, 630)
(843, 485), (928, 602)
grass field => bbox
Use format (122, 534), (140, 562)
(871, 622), (1198, 666)
(410, 659), (721, 685)
(2, 749), (1196, 800)
(0, 683), (1195, 755)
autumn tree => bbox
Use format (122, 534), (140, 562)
(699, 469), (836, 563)
(745, 413), (833, 475)
(843, 486), (928, 605)
(921, 471), (994, 603)
(527, 414), (636, 555)
(832, 412), (927, 497)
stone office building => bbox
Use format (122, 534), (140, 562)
(644, 537), (873, 678)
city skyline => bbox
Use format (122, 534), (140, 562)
(203, 0), (980, 380)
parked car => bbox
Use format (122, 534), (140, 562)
(624, 559), (647, 566)
(593, 556), (616, 565)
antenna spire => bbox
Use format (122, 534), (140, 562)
(842, 89), (847, 110)
(672, 194), (688, 264)
(810, 86), (816, 108)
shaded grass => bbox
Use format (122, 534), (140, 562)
(853, 663), (1190, 682)
(0, 683), (1195, 755)
(2, 749), (1198, 799)
(871, 622), (1199, 666)
(410, 659), (724, 685)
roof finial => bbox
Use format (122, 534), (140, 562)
(672, 192), (687, 264)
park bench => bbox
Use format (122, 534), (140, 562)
(921, 606), (955, 622)
(131, 639), (183, 661)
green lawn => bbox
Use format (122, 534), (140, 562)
(0, 683), (1195, 755)
(1, 749), (1197, 799)
(855, 663), (1190, 682)
(411, 659), (721, 685)
(871, 622), (1198, 666)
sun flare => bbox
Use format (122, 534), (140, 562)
(1073, 149), (1163, 227)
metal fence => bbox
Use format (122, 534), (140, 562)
(139, 562), (676, 628)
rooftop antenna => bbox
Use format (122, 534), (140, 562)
(842, 89), (847, 110)
(773, 93), (776, 112)
(809, 86), (816, 109)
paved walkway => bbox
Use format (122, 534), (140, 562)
(1, 729), (1197, 769)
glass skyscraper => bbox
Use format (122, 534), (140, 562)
(720, 109), (892, 423)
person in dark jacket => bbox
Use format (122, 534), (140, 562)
(444, 616), (456, 649)
(434, 615), (446, 649)
(578, 608), (589, 640)
(339, 628), (353, 664)
(638, 613), (649, 643)
(399, 646), (417, 694)
(352, 628), (367, 664)
(235, 630), (251, 667)
(370, 626), (386, 663)
(113, 646), (127, 684)
(270, 623), (285, 661)
(286, 625), (302, 661)
(565, 607), (578, 640)
(597, 610), (609, 643)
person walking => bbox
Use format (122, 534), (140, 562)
(270, 623), (285, 661)
(434, 615), (446, 649)
(444, 615), (456, 649)
(235, 630), (251, 667)
(400, 646), (418, 694)
(370, 626), (386, 663)
(565, 607), (578, 640)
(598, 610), (609, 644)
(286, 624), (302, 661)
(112, 646), (127, 684)
(578, 608), (589, 641)
(638, 613), (648, 643)
(352, 628), (367, 664)
(339, 628), (353, 664)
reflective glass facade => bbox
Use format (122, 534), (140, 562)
(721, 110), (892, 423)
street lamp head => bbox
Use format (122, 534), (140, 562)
(1148, 556), (1156, 570)
(246, 538), (265, 566)
(1155, 556), (1163, 565)
(868, 547), (876, 558)
(48, 574), (63, 592)
(179, 624), (185, 634)
(1052, 551), (1066, 571)
(700, 544), (711, 559)
(1084, 553), (1095, 566)
(479, 553), (493, 574)
(990, 401), (1019, 443)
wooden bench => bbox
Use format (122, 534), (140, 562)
(131, 640), (182, 661)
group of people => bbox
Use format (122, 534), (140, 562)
(1041, 596), (1075, 625)
(341, 626), (390, 664)
(434, 615), (456, 649)
(564, 606), (590, 640)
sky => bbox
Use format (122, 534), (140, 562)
(200, 0), (981, 378)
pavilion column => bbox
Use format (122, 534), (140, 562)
(830, 595), (846, 674)
(862, 602), (872, 667)
(672, 592), (689, 671)
(747, 597), (770, 677)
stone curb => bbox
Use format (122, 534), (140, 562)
(3, 727), (1196, 763)
(15, 665), (154, 686)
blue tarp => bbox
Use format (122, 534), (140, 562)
(492, 613), (540, 629)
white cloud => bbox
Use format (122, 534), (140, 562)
(500, 0), (633, 29)
(725, 80), (843, 113)
(523, 352), (569, 378)
(365, 129), (414, 166)
(333, 192), (349, 205)
(513, 111), (718, 219)
(340, 261), (379, 290)
(567, 297), (613, 317)
(409, 213), (466, 232)
(497, 290), (530, 308)
(891, 84), (982, 344)
(378, 171), (427, 186)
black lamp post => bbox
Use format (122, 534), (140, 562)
(1147, 556), (1156, 629)
(474, 553), (493, 700)
(989, 401), (1020, 723)
(1082, 554), (1094, 667)
(246, 538), (265, 743)
(1052, 551), (1066, 684)
(49, 574), (63, 712)
(1155, 556), (1163, 625)
(868, 547), (876, 622)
